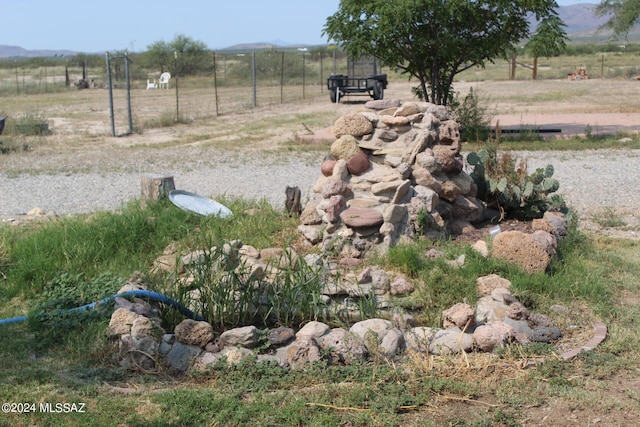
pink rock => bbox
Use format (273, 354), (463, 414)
(390, 277), (414, 296)
(326, 195), (347, 223)
(321, 159), (336, 177)
(347, 152), (370, 175)
(442, 303), (475, 329)
(321, 178), (349, 198)
(340, 207), (383, 228)
(473, 324), (501, 352)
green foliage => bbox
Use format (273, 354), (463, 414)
(451, 87), (493, 142)
(386, 244), (427, 278)
(4, 111), (50, 136)
(324, 0), (560, 105)
(596, 0), (640, 37)
(165, 242), (328, 332)
(526, 13), (569, 59)
(1, 198), (298, 300)
(467, 145), (566, 220)
(27, 271), (122, 351)
(146, 34), (210, 76)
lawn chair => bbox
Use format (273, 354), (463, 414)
(159, 72), (171, 89)
(146, 79), (157, 89)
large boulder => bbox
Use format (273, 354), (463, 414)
(491, 230), (551, 274)
(333, 114), (373, 139)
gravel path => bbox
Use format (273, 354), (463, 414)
(0, 148), (325, 216)
(1, 148), (639, 237)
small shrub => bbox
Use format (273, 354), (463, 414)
(27, 271), (123, 349)
(10, 111), (50, 136)
(451, 87), (493, 142)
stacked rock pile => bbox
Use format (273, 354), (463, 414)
(107, 271), (564, 373)
(298, 99), (568, 274)
(298, 98), (483, 258)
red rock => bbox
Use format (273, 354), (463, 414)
(347, 152), (370, 175)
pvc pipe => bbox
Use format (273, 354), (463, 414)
(0, 290), (204, 326)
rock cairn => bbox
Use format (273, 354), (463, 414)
(298, 98), (482, 257)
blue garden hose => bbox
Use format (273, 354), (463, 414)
(0, 289), (204, 325)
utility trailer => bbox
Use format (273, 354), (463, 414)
(327, 57), (388, 103)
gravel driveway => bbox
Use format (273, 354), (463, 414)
(1, 146), (638, 238)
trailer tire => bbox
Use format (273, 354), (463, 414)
(373, 82), (384, 100)
(329, 89), (338, 103)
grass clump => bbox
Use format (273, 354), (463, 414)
(591, 207), (627, 228)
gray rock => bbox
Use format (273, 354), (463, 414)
(174, 319), (215, 348)
(320, 328), (368, 365)
(428, 327), (474, 355)
(350, 318), (393, 341)
(380, 328), (405, 356)
(297, 321), (330, 339)
(165, 341), (203, 372)
(528, 327), (562, 343)
(220, 325), (259, 349)
(287, 336), (323, 368)
(267, 327), (296, 347)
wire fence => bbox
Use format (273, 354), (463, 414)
(0, 50), (358, 117)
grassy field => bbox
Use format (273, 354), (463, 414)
(1, 50), (640, 426)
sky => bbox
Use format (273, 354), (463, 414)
(2, 0), (591, 53)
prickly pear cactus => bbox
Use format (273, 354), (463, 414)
(466, 148), (566, 220)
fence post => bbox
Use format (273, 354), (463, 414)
(212, 51), (219, 116)
(106, 52), (116, 137)
(174, 51), (179, 122)
(252, 52), (257, 108)
(125, 52), (133, 134)
(320, 52), (324, 93)
(280, 52), (285, 103)
(302, 52), (306, 99)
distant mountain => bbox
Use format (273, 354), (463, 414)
(220, 41), (313, 52)
(0, 44), (80, 59)
(0, 4), (632, 58)
(556, 3), (612, 37)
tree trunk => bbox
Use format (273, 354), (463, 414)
(510, 51), (516, 80)
(533, 57), (538, 80)
(140, 175), (175, 207)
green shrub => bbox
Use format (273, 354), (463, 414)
(451, 87), (493, 142)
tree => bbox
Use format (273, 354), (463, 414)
(323, 0), (561, 105)
(596, 0), (640, 37)
(146, 34), (210, 76)
(526, 13), (569, 79)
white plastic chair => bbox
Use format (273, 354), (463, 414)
(146, 79), (157, 90)
(158, 72), (171, 89)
